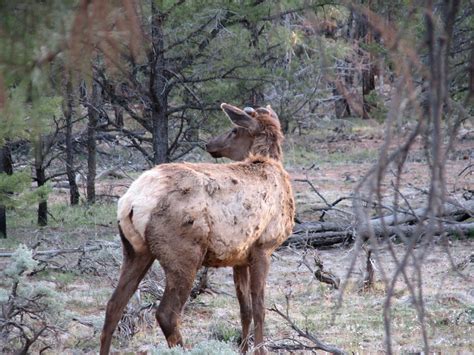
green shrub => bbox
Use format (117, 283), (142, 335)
(0, 244), (66, 354)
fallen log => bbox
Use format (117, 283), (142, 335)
(285, 230), (353, 248)
(370, 199), (474, 226)
(284, 200), (474, 248)
(284, 222), (474, 248)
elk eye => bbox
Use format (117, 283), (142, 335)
(231, 128), (238, 134)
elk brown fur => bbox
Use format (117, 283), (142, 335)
(100, 103), (295, 355)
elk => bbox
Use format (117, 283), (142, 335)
(100, 103), (295, 354)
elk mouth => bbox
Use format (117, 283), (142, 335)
(207, 150), (223, 158)
(205, 143), (223, 158)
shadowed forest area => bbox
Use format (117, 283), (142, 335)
(0, 1), (473, 354)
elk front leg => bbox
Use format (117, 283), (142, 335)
(249, 248), (270, 355)
(233, 265), (252, 353)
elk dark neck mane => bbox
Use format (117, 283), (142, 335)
(250, 114), (284, 161)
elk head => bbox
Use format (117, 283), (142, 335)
(206, 103), (283, 161)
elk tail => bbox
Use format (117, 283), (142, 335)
(118, 206), (147, 255)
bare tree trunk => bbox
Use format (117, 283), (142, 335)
(334, 59), (352, 118)
(0, 144), (13, 238)
(65, 75), (80, 205)
(86, 78), (100, 204)
(355, 0), (376, 119)
(35, 138), (47, 226)
(114, 104), (124, 127)
(333, 11), (355, 119)
(247, 21), (265, 107)
(0, 205), (6, 238)
(469, 47), (474, 101)
(150, 2), (169, 165)
(113, 83), (124, 127)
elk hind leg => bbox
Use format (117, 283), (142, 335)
(100, 242), (154, 355)
(155, 245), (204, 347)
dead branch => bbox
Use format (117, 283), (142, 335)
(298, 251), (340, 289)
(269, 303), (346, 355)
(313, 255), (340, 289)
(190, 267), (210, 299)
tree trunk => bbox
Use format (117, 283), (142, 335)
(355, 1), (376, 119)
(114, 83), (124, 127)
(334, 59), (352, 118)
(65, 75), (80, 205)
(0, 144), (13, 238)
(334, 86), (351, 118)
(86, 78), (100, 204)
(35, 138), (47, 226)
(0, 205), (6, 239)
(333, 11), (355, 119)
(114, 103), (124, 127)
(150, 2), (169, 165)
(248, 21), (265, 106)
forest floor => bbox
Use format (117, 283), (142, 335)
(1, 119), (473, 354)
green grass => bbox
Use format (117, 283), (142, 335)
(285, 142), (378, 167)
(38, 270), (78, 285)
(284, 141), (321, 167)
(283, 121), (383, 167)
(9, 202), (116, 229)
(324, 148), (378, 164)
(0, 201), (117, 251)
(209, 322), (240, 343)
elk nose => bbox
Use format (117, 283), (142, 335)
(205, 143), (210, 151)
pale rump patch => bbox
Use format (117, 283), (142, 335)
(117, 168), (166, 253)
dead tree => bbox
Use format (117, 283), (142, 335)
(64, 73), (80, 205)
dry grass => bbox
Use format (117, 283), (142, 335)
(2, 239), (472, 353)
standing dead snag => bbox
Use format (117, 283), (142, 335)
(100, 103), (295, 355)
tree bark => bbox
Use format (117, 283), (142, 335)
(86, 78), (100, 204)
(113, 83), (124, 127)
(35, 137), (47, 227)
(247, 21), (265, 107)
(65, 75), (80, 205)
(0, 144), (13, 238)
(0, 205), (5, 238)
(333, 10), (355, 119)
(150, 2), (169, 165)
(114, 102), (124, 127)
(355, 1), (376, 119)
(334, 59), (352, 118)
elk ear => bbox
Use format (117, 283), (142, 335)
(221, 103), (260, 133)
(266, 105), (278, 120)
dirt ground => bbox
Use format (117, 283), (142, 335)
(1, 128), (473, 354)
